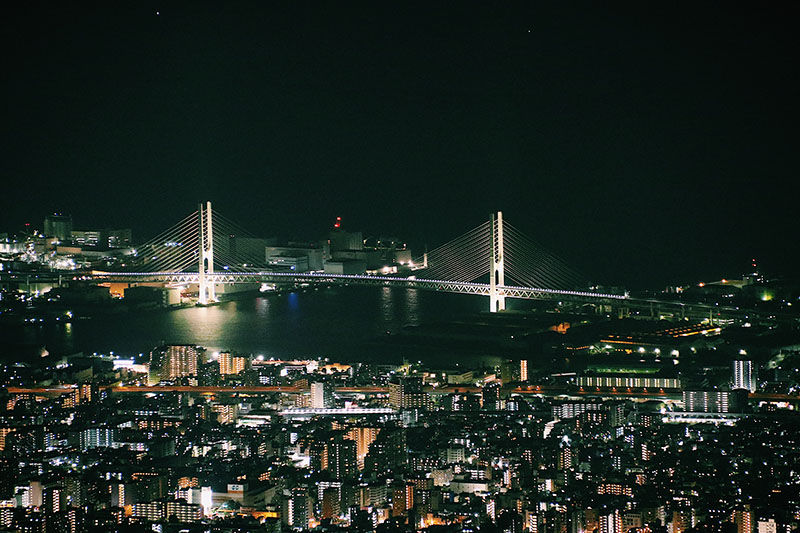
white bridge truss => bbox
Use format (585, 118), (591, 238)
(93, 270), (626, 303)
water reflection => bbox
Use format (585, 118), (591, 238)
(287, 292), (299, 311)
(403, 288), (420, 326)
(380, 286), (394, 326)
(63, 322), (73, 348)
(1, 287), (488, 364)
(255, 296), (269, 317)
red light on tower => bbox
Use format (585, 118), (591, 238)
(334, 216), (341, 229)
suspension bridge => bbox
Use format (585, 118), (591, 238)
(90, 202), (622, 311)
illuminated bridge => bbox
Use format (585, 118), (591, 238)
(89, 201), (623, 312)
(98, 270), (623, 304)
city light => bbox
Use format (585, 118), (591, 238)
(0, 5), (796, 529)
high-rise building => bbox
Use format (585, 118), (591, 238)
(43, 485), (64, 514)
(486, 498), (496, 522)
(321, 487), (340, 519)
(219, 352), (247, 376)
(553, 402), (604, 420)
(757, 519), (777, 533)
(43, 213), (72, 242)
(78, 383), (93, 403)
(622, 513), (643, 532)
(267, 245), (324, 272)
(310, 382), (334, 408)
(599, 509), (623, 533)
(482, 381), (501, 410)
(175, 487), (212, 517)
(63, 475), (86, 508)
(70, 229), (109, 247)
(289, 486), (309, 530)
(364, 426), (407, 473)
(109, 482), (130, 507)
(80, 428), (115, 450)
(166, 500), (203, 522)
(17, 481), (43, 508)
(159, 345), (201, 380)
(733, 507), (754, 533)
(223, 235), (275, 262)
(211, 403), (239, 425)
(733, 360), (757, 392)
(668, 510), (694, 533)
(682, 390), (747, 413)
(107, 228), (132, 248)
(500, 359), (530, 383)
(0, 427), (15, 451)
(525, 510), (540, 533)
(132, 500), (202, 522)
(389, 381), (402, 408)
(327, 438), (357, 479)
(345, 426), (380, 470)
(66, 507), (81, 533)
(390, 483), (411, 517)
(388, 377), (430, 410)
(132, 501), (164, 521)
(329, 228), (363, 253)
(0, 508), (13, 529)
(557, 445), (573, 471)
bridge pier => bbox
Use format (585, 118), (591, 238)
(197, 201), (216, 305)
(490, 211), (506, 312)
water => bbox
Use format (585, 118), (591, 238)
(0, 286), (519, 365)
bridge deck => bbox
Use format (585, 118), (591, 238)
(91, 270), (626, 302)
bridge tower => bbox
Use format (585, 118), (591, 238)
(198, 201), (216, 305)
(489, 211), (506, 312)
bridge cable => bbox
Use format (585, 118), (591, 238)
(501, 223), (585, 289)
(135, 215), (202, 273)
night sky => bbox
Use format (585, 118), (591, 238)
(2, 3), (798, 288)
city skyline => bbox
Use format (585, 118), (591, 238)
(3, 6), (800, 531)
(2, 4), (799, 287)
(0, 200), (784, 290)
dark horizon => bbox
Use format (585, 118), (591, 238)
(2, 3), (798, 289)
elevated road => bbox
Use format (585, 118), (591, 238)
(7, 384), (799, 405)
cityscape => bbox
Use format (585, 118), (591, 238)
(2, 4), (799, 533)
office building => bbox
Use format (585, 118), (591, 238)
(108, 228), (132, 248)
(329, 229), (363, 253)
(267, 245), (324, 271)
(44, 213), (72, 242)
